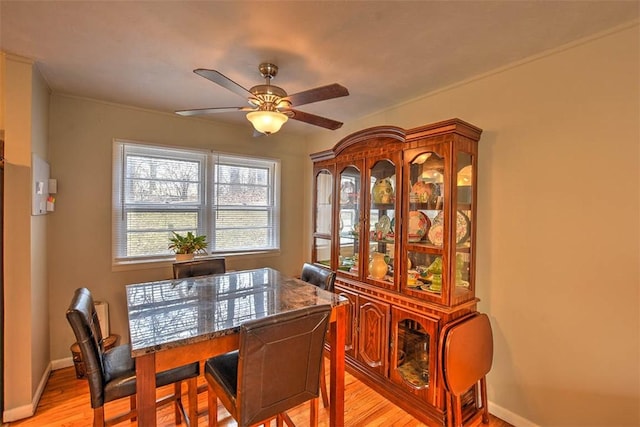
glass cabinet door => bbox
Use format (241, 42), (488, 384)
(337, 165), (362, 276)
(312, 168), (333, 267)
(454, 151), (474, 302)
(390, 307), (437, 403)
(366, 158), (399, 289)
(404, 150), (446, 299)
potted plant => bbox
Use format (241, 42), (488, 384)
(168, 231), (208, 261)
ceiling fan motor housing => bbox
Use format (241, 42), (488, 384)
(249, 84), (289, 110)
(177, 62), (347, 130)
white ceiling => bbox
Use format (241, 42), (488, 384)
(1, 1), (638, 135)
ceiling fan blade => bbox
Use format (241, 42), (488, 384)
(288, 109), (343, 130)
(175, 106), (252, 116)
(285, 83), (349, 107)
(194, 69), (254, 99)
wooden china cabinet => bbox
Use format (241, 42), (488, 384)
(310, 118), (483, 426)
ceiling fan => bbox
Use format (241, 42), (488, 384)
(175, 63), (349, 135)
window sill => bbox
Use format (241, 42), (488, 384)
(111, 250), (281, 272)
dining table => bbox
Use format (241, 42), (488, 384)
(126, 267), (348, 426)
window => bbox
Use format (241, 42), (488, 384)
(113, 140), (280, 263)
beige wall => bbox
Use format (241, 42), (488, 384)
(46, 95), (309, 362)
(2, 55), (51, 419)
(307, 24), (640, 426)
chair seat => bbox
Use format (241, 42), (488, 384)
(103, 344), (200, 403)
(205, 351), (239, 399)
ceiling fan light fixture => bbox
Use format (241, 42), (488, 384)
(246, 110), (288, 135)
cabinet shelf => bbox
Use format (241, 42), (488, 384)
(371, 202), (395, 209)
(405, 245), (443, 256)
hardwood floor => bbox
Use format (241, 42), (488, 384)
(9, 366), (512, 427)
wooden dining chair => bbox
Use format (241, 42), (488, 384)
(300, 262), (336, 408)
(173, 257), (226, 279)
(66, 287), (200, 427)
(204, 305), (332, 427)
(440, 313), (493, 427)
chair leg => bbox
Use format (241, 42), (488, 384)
(480, 377), (489, 424)
(188, 376), (198, 425)
(93, 407), (105, 427)
(281, 413), (295, 427)
(310, 397), (319, 427)
(453, 394), (463, 427)
(197, 359), (208, 394)
(445, 391), (453, 427)
(319, 357), (329, 408)
(130, 395), (137, 422)
(208, 383), (218, 427)
(174, 381), (183, 424)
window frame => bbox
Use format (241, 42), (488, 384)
(112, 139), (281, 266)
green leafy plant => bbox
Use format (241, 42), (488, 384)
(168, 231), (208, 254)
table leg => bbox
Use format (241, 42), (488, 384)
(136, 352), (157, 426)
(329, 304), (346, 427)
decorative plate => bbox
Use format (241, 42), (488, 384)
(430, 211), (471, 244)
(411, 181), (438, 204)
(455, 210), (470, 244)
(408, 211), (431, 242)
(427, 223), (444, 246)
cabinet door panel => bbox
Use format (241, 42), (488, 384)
(365, 154), (401, 291)
(390, 307), (438, 404)
(312, 165), (335, 267)
(357, 295), (390, 377)
(336, 162), (363, 278)
(335, 285), (357, 358)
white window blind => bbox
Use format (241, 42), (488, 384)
(113, 140), (280, 263)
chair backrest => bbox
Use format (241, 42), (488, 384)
(442, 313), (493, 396)
(66, 287), (107, 407)
(173, 257), (226, 279)
(300, 263), (336, 292)
(237, 305), (332, 427)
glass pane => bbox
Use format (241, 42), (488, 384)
(314, 237), (332, 267)
(368, 160), (395, 283)
(454, 252), (471, 293)
(214, 210), (274, 250)
(396, 318), (431, 389)
(339, 166), (361, 276)
(216, 184), (268, 206)
(409, 152), (444, 247)
(125, 155), (201, 204)
(315, 170), (332, 234)
(216, 163), (269, 185)
(126, 211), (199, 256)
(406, 251), (443, 294)
(456, 151), (473, 297)
(215, 210), (268, 227)
(215, 228), (272, 250)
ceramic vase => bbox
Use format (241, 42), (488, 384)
(369, 252), (388, 280)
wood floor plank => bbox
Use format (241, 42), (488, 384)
(8, 365), (512, 427)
